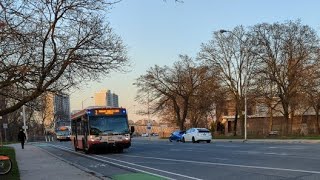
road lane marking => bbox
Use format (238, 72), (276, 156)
(264, 152), (288, 156)
(215, 145), (241, 148)
(49, 144), (202, 180)
(119, 154), (320, 174)
(268, 146), (305, 150)
(95, 154), (203, 180)
(50, 143), (320, 176)
(237, 150), (260, 154)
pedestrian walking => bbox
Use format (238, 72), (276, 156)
(18, 129), (26, 149)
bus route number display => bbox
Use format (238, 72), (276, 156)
(95, 109), (120, 115)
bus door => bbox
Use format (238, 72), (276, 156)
(82, 116), (90, 149)
(71, 119), (78, 149)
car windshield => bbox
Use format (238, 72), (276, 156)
(89, 116), (129, 135)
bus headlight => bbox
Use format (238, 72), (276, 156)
(89, 135), (99, 142)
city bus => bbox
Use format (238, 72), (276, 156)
(70, 106), (134, 153)
(55, 126), (71, 141)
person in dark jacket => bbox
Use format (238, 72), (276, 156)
(18, 129), (27, 149)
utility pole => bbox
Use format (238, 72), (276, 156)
(22, 105), (28, 142)
(147, 91), (151, 140)
(0, 116), (2, 146)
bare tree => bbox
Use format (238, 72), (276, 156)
(198, 26), (257, 136)
(0, 0), (128, 116)
(301, 58), (320, 133)
(251, 20), (319, 135)
(187, 71), (223, 128)
(135, 55), (216, 130)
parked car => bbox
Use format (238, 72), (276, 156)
(151, 133), (159, 136)
(141, 133), (149, 137)
(169, 130), (186, 142)
(182, 128), (212, 143)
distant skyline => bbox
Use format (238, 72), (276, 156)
(69, 0), (320, 121)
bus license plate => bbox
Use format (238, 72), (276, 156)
(108, 137), (114, 142)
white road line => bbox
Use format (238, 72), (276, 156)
(264, 152), (288, 156)
(48, 144), (202, 180)
(268, 146), (305, 150)
(237, 150), (260, 154)
(96, 155), (203, 180)
(215, 145), (240, 148)
(120, 154), (320, 174)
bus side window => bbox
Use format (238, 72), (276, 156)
(83, 120), (89, 136)
(77, 121), (82, 135)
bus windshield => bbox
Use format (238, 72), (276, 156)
(89, 116), (129, 135)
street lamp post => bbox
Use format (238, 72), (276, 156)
(81, 96), (93, 109)
(220, 29), (248, 141)
(21, 105), (28, 142)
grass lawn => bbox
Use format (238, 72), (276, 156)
(0, 145), (20, 180)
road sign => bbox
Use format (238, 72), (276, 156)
(3, 123), (7, 129)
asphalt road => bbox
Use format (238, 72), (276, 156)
(36, 138), (320, 180)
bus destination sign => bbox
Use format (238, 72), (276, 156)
(95, 109), (121, 115)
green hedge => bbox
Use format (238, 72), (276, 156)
(0, 146), (20, 180)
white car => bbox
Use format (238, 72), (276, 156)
(141, 133), (149, 137)
(182, 128), (212, 143)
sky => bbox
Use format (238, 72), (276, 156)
(69, 0), (320, 121)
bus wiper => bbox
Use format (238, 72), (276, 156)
(112, 132), (122, 135)
(101, 129), (113, 135)
(102, 129), (113, 132)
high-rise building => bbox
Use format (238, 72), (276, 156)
(94, 89), (119, 107)
(43, 92), (70, 129)
(112, 93), (119, 107)
(54, 93), (71, 128)
(106, 90), (119, 107)
(94, 89), (107, 106)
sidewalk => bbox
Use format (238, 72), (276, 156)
(10, 143), (102, 180)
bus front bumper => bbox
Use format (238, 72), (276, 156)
(88, 141), (131, 150)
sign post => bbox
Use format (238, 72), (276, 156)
(147, 122), (152, 140)
(0, 116), (2, 146)
(3, 123), (7, 142)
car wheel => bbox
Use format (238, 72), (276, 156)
(169, 138), (172, 142)
(182, 137), (185, 143)
(192, 137), (196, 143)
(207, 140), (211, 143)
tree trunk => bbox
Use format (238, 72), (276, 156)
(233, 110), (238, 136)
(316, 109), (320, 134)
(283, 112), (289, 136)
(268, 107), (273, 132)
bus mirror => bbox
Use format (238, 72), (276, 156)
(130, 126), (135, 135)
